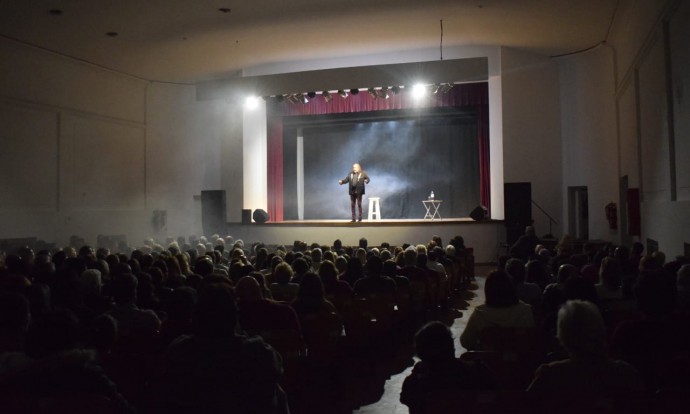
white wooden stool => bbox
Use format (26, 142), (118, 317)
(368, 197), (381, 221)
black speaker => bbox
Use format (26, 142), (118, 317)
(241, 209), (252, 224)
(201, 190), (226, 236)
(504, 183), (532, 245)
(469, 205), (487, 221)
(253, 209), (269, 224)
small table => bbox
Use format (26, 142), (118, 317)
(422, 199), (442, 220)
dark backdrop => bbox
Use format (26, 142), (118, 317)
(283, 107), (480, 220)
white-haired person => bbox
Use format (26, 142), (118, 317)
(527, 300), (643, 392)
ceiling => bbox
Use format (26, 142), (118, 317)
(0, 0), (619, 84)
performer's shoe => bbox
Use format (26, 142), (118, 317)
(357, 217), (362, 222)
(350, 218), (356, 223)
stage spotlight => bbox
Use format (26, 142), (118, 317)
(377, 87), (389, 99)
(367, 87), (377, 98)
(322, 90), (332, 102)
(287, 94), (301, 104)
(307, 91), (316, 99)
(337, 89), (348, 98)
(275, 94), (285, 103)
(350, 88), (360, 95)
(391, 86), (401, 95)
(411, 83), (427, 99)
(301, 94), (310, 104)
(432, 83), (441, 94)
(244, 96), (259, 109)
(439, 83), (454, 93)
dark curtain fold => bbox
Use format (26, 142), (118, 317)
(266, 82), (490, 222)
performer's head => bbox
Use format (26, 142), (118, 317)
(352, 163), (361, 173)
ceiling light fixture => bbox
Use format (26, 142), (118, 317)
(377, 87), (390, 99)
(337, 89), (348, 98)
(322, 91), (332, 102)
(367, 88), (377, 98)
(350, 88), (359, 95)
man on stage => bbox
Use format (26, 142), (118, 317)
(339, 163), (370, 222)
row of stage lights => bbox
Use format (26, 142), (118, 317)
(245, 83), (455, 109)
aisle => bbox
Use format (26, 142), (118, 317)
(353, 267), (489, 414)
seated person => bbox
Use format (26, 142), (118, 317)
(528, 300), (643, 392)
(235, 276), (301, 334)
(460, 270), (535, 350)
(401, 321), (496, 413)
(353, 256), (396, 297)
(269, 262), (299, 303)
(151, 283), (288, 413)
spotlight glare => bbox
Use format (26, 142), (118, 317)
(411, 83), (427, 99)
(245, 96), (259, 109)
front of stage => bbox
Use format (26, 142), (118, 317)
(225, 218), (504, 264)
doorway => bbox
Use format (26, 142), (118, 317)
(568, 186), (589, 240)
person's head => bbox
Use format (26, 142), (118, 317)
(318, 260), (338, 283)
(382, 260), (398, 278)
(414, 321), (455, 364)
(274, 262), (295, 285)
(111, 273), (138, 304)
(291, 257), (310, 276)
(235, 276), (264, 301)
(296, 272), (326, 304)
(366, 255), (383, 277)
(484, 270), (518, 308)
(352, 163), (361, 173)
(311, 248), (323, 263)
(403, 248), (418, 267)
(505, 258), (526, 283)
(599, 256), (622, 290)
(79, 269), (102, 297)
(678, 264), (690, 293)
(193, 283), (238, 339)
(557, 300), (607, 359)
(557, 263), (578, 284)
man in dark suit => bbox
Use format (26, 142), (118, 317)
(339, 162), (370, 222)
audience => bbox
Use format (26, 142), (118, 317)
(2, 232), (687, 413)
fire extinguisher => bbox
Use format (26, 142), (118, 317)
(605, 202), (617, 230)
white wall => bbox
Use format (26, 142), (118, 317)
(500, 48), (562, 238)
(0, 38), (149, 246)
(558, 0), (690, 257)
(146, 83), (241, 238)
(0, 37), (240, 247)
(558, 45), (619, 242)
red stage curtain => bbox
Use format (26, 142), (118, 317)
(266, 82), (490, 222)
(267, 116), (284, 222)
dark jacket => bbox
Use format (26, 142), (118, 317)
(341, 171), (370, 195)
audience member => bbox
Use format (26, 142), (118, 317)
(401, 321), (496, 413)
(460, 270), (535, 350)
(528, 300), (643, 392)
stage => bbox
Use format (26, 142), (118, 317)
(224, 218), (505, 264)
